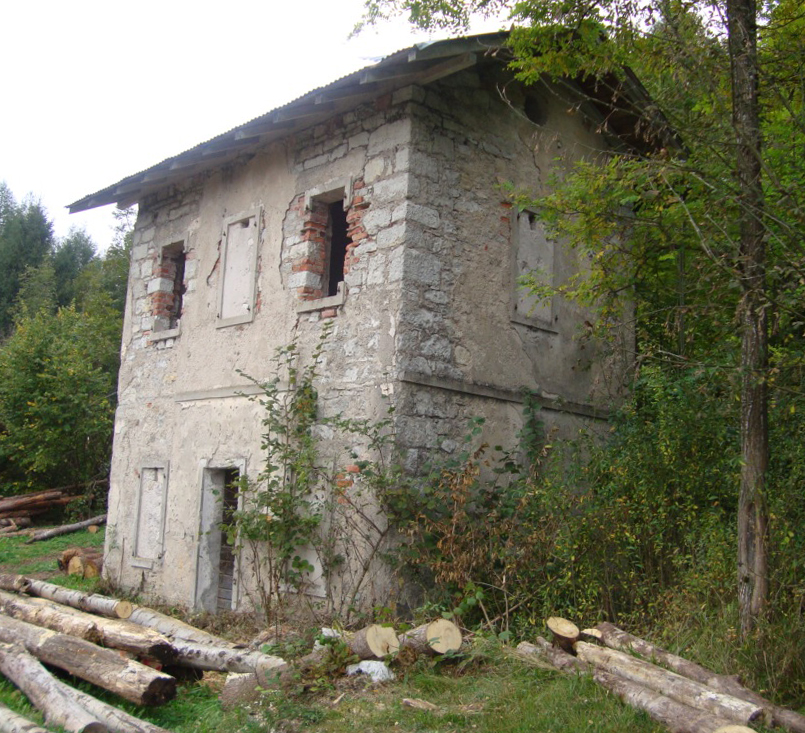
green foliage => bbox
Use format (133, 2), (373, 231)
(0, 184), (54, 336)
(0, 303), (119, 495)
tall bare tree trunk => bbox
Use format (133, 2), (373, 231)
(727, 0), (769, 637)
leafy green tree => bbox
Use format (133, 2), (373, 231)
(0, 301), (119, 495)
(0, 186), (54, 336)
(53, 228), (97, 308)
(359, 0), (804, 633)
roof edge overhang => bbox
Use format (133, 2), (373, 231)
(69, 31), (678, 214)
(68, 32), (510, 213)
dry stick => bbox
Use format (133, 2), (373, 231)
(0, 701), (53, 733)
(0, 642), (170, 733)
(575, 642), (763, 727)
(0, 642), (107, 733)
(0, 592), (176, 664)
(593, 668), (755, 733)
(0, 575), (133, 619)
(595, 622), (805, 733)
(26, 515), (107, 544)
(0, 614), (176, 707)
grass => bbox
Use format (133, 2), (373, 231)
(0, 531), (689, 733)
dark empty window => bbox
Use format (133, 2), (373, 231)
(327, 200), (350, 297)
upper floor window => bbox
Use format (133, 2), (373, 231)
(218, 208), (261, 328)
(512, 209), (557, 331)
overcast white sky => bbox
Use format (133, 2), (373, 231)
(0, 1), (507, 252)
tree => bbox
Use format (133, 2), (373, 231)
(358, 0), (804, 633)
(0, 186), (54, 336)
(52, 228), (97, 308)
(0, 302), (119, 494)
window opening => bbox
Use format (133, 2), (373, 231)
(327, 200), (350, 297)
(217, 468), (240, 613)
(153, 241), (186, 333)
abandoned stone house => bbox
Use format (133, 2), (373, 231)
(70, 32), (651, 613)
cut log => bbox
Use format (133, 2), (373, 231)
(0, 642), (170, 733)
(593, 667), (753, 733)
(397, 620), (462, 656)
(0, 701), (53, 733)
(126, 606), (236, 647)
(0, 642), (107, 733)
(168, 638), (286, 674)
(0, 490), (63, 513)
(349, 624), (401, 659)
(26, 515), (107, 544)
(516, 636), (588, 675)
(0, 590), (103, 645)
(595, 622), (805, 733)
(0, 575), (133, 619)
(0, 517), (32, 530)
(576, 641), (763, 726)
(66, 553), (103, 579)
(0, 614), (175, 706)
(580, 627), (603, 641)
(546, 616), (580, 654)
(0, 592), (175, 664)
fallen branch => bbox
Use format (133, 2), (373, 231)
(26, 515), (107, 544)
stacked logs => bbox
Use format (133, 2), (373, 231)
(0, 490), (72, 524)
(517, 617), (805, 733)
(0, 573), (286, 732)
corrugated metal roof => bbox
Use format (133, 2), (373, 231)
(68, 33), (509, 213)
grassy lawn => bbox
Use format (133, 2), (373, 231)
(0, 530), (667, 733)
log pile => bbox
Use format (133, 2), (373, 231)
(0, 490), (73, 523)
(517, 617), (805, 733)
(0, 574), (286, 731)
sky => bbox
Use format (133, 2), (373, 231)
(0, 1), (507, 252)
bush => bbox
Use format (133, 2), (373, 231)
(0, 301), (119, 495)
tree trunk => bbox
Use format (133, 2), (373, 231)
(0, 614), (175, 706)
(726, 0), (769, 638)
(0, 701), (53, 733)
(0, 642), (171, 733)
(546, 617), (580, 654)
(595, 623), (805, 733)
(516, 636), (588, 674)
(0, 489), (63, 513)
(25, 515), (107, 544)
(168, 638), (286, 674)
(575, 642), (763, 726)
(397, 620), (462, 656)
(593, 668), (754, 733)
(126, 606), (236, 647)
(348, 624), (401, 658)
(0, 642), (107, 733)
(0, 575), (133, 619)
(0, 592), (176, 664)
